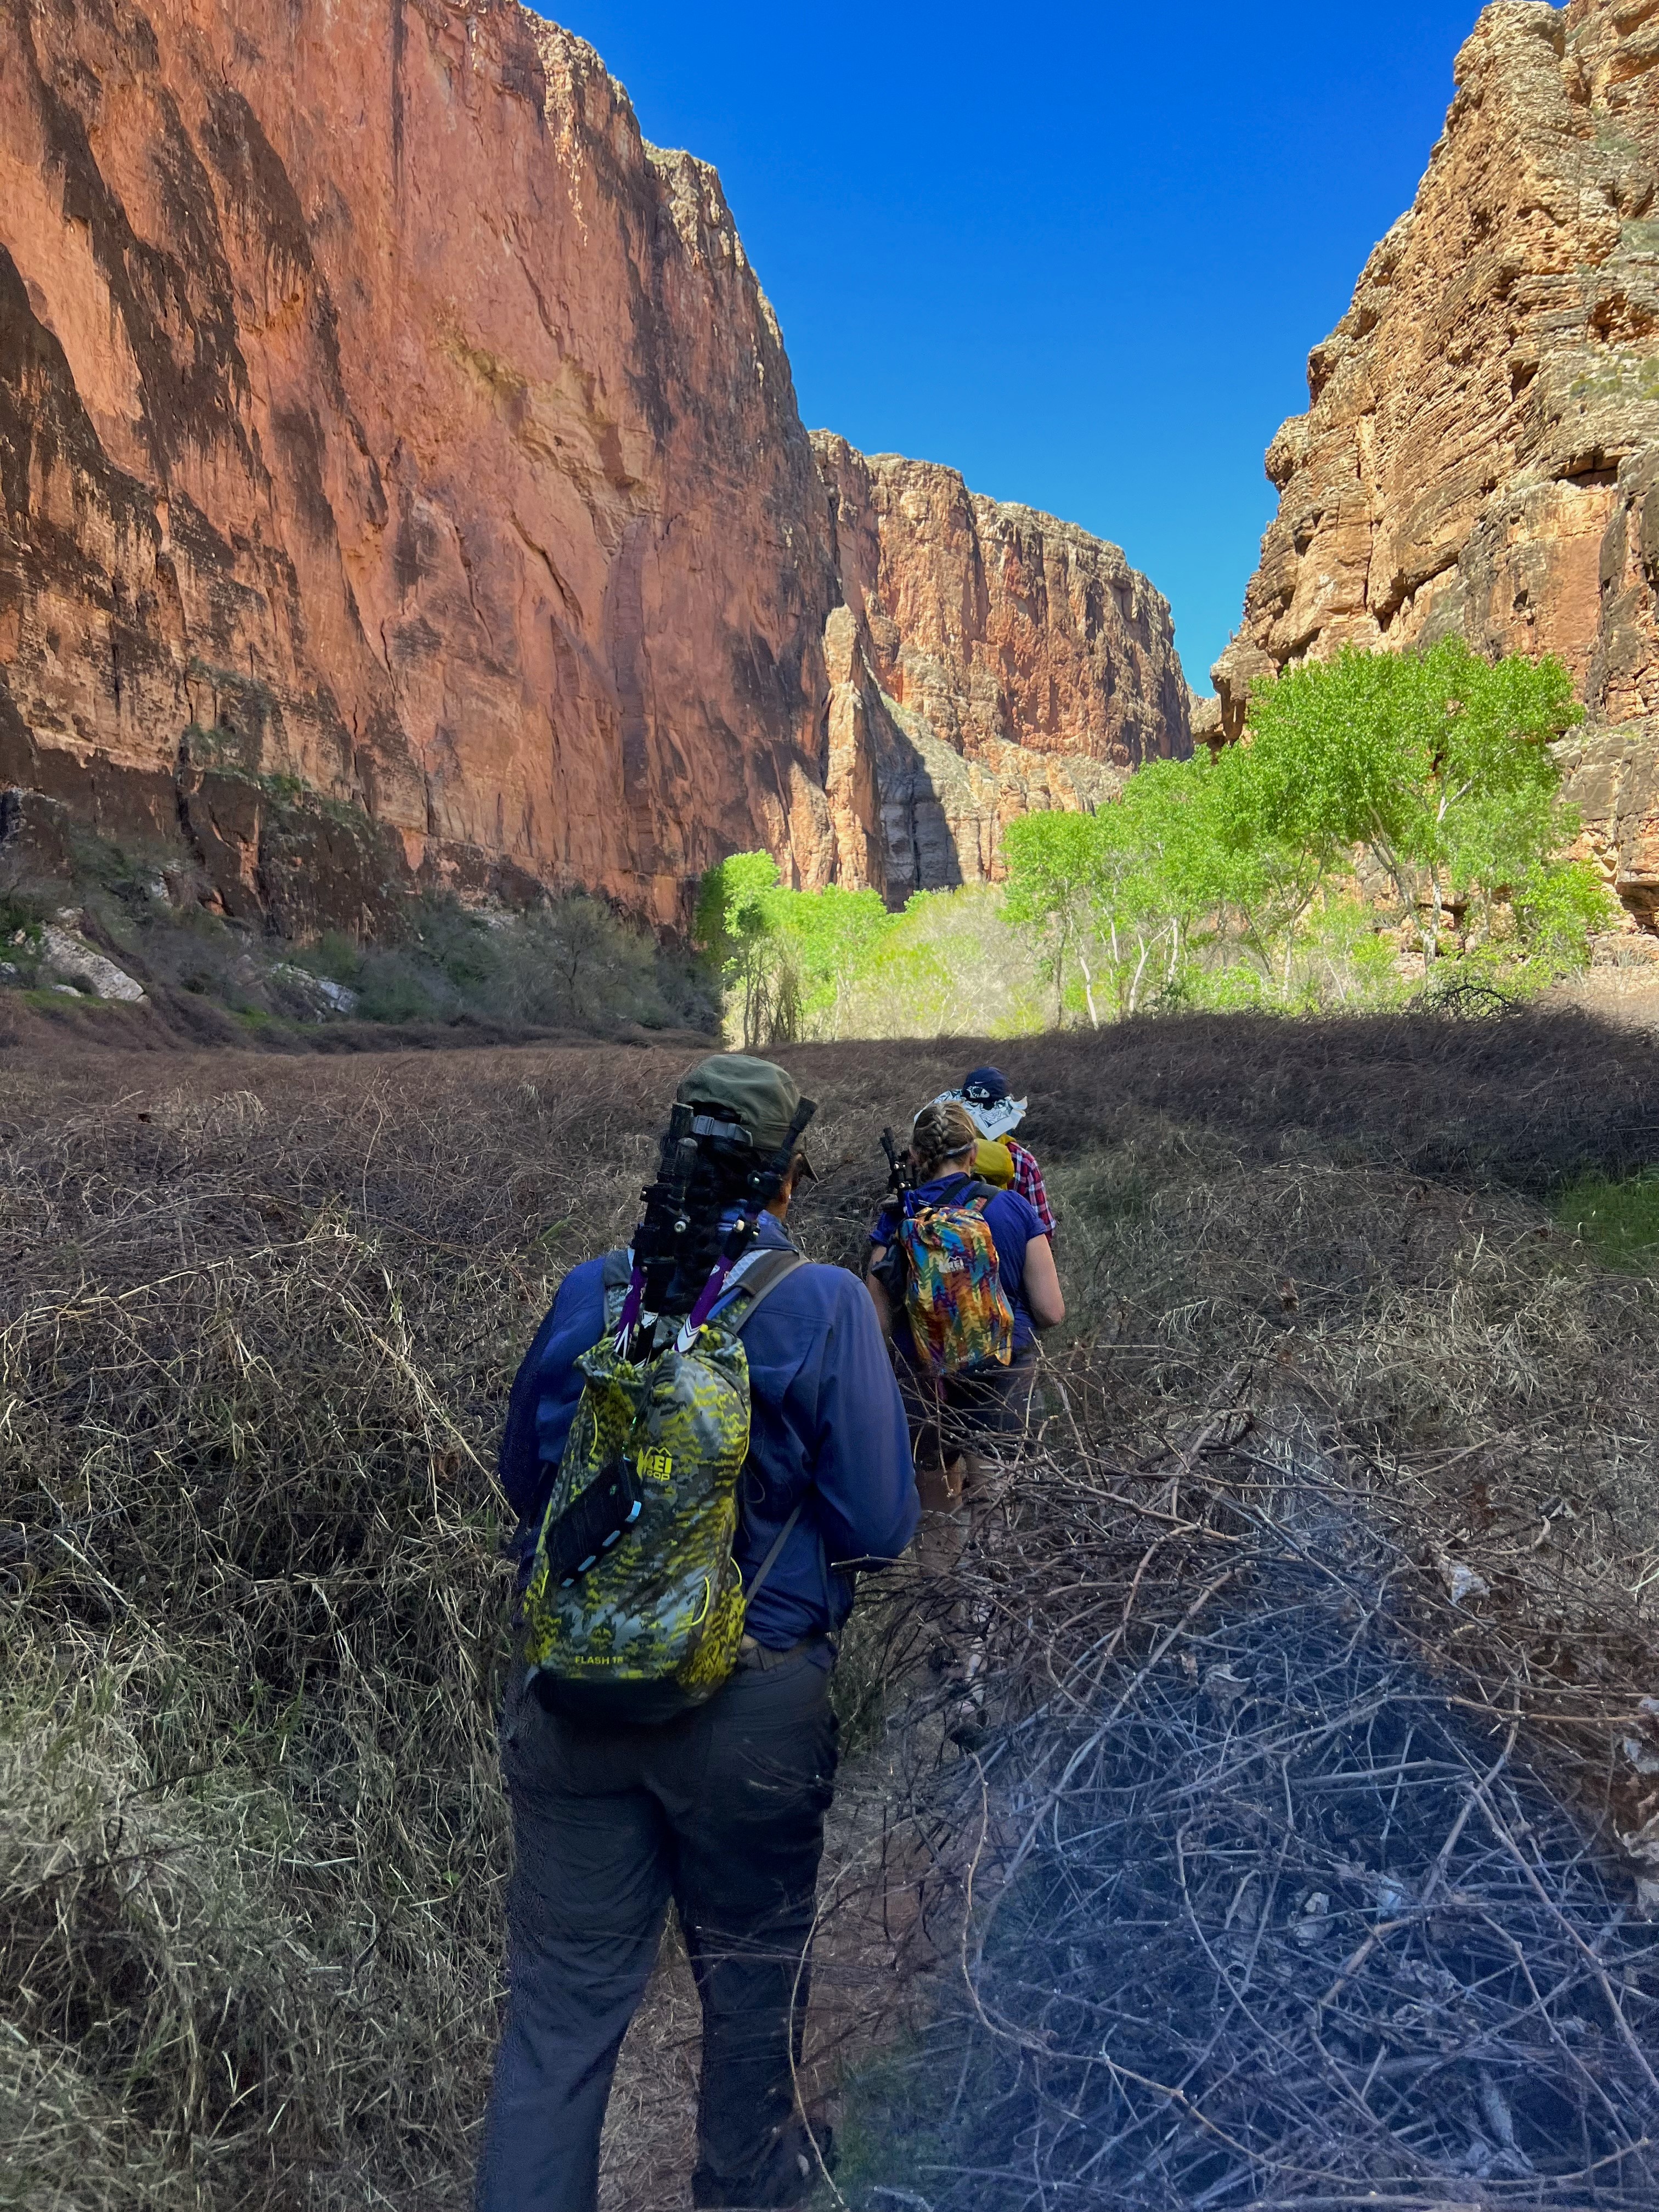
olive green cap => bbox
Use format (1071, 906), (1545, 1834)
(676, 1054), (807, 1156)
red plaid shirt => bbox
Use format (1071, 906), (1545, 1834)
(1006, 1139), (1055, 1238)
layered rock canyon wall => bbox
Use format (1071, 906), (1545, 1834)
(1212, 0), (1659, 924)
(0, 0), (1188, 934)
(815, 436), (1187, 894)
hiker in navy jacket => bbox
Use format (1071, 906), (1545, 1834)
(934, 1064), (1057, 1237)
(479, 1055), (918, 2212)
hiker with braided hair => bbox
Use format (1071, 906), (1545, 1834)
(866, 1097), (1064, 1504)
(479, 1056), (917, 2212)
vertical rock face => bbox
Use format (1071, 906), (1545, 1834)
(0, 0), (1187, 930)
(0, 0), (841, 926)
(1214, 0), (1659, 923)
(814, 436), (1191, 898)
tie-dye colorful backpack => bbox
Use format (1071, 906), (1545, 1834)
(898, 1183), (1015, 1378)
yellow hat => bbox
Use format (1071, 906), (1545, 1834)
(973, 1138), (1015, 1188)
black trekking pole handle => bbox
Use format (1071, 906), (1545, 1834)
(881, 1127), (913, 1197)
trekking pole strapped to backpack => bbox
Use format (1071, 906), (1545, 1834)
(611, 1104), (701, 1359)
(881, 1125), (915, 1200)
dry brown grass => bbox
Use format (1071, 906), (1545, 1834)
(1, 1010), (1655, 2210)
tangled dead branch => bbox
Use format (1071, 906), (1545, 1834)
(0, 1012), (1654, 2210)
(839, 1418), (1659, 2209)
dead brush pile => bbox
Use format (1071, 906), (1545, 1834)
(0, 1011), (1655, 2211)
(828, 1023), (1659, 2209)
(0, 1048), (670, 2211)
(834, 1423), (1659, 2208)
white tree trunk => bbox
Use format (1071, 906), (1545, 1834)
(1128, 935), (1153, 1015)
(1077, 945), (1099, 1029)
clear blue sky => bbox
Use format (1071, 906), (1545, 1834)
(544, 1), (1482, 696)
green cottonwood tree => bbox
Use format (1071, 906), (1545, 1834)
(695, 854), (891, 1045)
(694, 853), (786, 1047)
(1242, 640), (1583, 960)
(1001, 809), (1111, 1025)
(1113, 754), (1235, 996)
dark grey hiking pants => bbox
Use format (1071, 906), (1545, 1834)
(475, 1644), (838, 2212)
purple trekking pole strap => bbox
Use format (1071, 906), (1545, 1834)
(679, 1215), (762, 1341)
(613, 1214), (761, 1354)
(613, 1263), (648, 1348)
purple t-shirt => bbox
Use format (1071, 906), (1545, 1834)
(872, 1172), (1045, 1358)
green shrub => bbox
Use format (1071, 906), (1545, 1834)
(0, 898), (46, 944)
(1513, 859), (1618, 977)
(1554, 1167), (1659, 1272)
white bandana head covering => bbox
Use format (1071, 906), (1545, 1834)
(933, 1065), (1028, 1142)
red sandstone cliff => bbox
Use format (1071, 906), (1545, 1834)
(815, 436), (1188, 895)
(1211, 0), (1659, 924)
(0, 0), (1188, 933)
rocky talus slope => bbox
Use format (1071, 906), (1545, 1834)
(1211, 0), (1659, 925)
(0, 0), (1187, 934)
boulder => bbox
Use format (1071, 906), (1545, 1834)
(38, 924), (146, 1003)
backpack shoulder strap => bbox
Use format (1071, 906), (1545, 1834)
(601, 1246), (806, 1336)
(931, 1180), (994, 1212)
(725, 1252), (812, 1598)
(743, 1499), (805, 1604)
(723, 1247), (809, 1331)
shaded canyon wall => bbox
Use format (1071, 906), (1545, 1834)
(0, 0), (1189, 934)
(815, 436), (1189, 896)
(1211, 0), (1659, 924)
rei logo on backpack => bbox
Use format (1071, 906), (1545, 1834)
(899, 1182), (1014, 1379)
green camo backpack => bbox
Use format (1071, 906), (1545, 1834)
(521, 1245), (808, 1724)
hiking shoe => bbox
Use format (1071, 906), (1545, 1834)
(691, 2124), (834, 2208)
